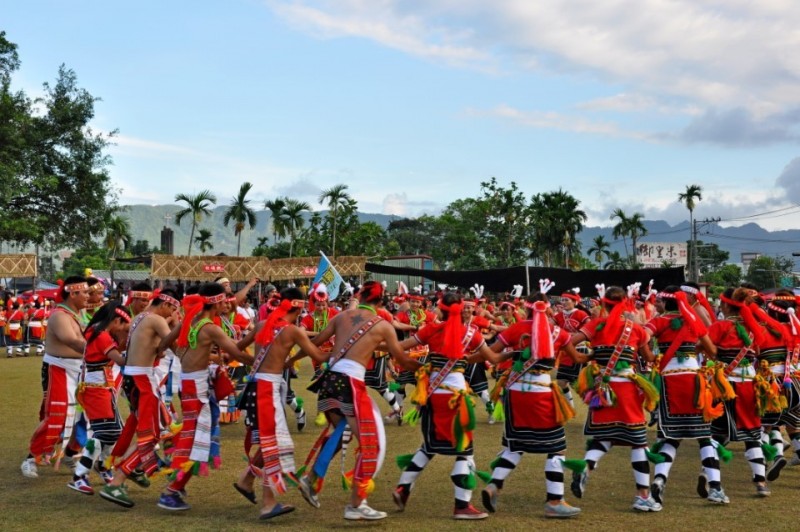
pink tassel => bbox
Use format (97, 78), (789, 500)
(212, 456), (221, 469)
(199, 462), (210, 477)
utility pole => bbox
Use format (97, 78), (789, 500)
(692, 217), (721, 282)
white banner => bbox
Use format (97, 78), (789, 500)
(635, 242), (688, 267)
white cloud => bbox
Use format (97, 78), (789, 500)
(468, 104), (650, 140)
(268, 1), (800, 144)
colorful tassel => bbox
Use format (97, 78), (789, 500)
(562, 459), (587, 473)
(491, 401), (505, 422)
(762, 443), (778, 462)
(476, 470), (493, 484)
(645, 449), (666, 464)
(396, 454), (415, 470)
(402, 408), (421, 426)
(630, 373), (660, 411)
(389, 381), (402, 393)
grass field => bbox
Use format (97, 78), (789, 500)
(1, 350), (798, 531)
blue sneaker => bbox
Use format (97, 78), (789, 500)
(157, 492), (190, 511)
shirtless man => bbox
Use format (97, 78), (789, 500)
(233, 287), (326, 519)
(155, 282), (255, 512)
(99, 289), (181, 508)
(22, 276), (89, 478)
(293, 280), (421, 521)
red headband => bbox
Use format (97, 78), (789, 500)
(129, 290), (152, 300)
(158, 293), (180, 307)
(255, 298), (304, 345)
(115, 307), (132, 323)
(560, 292), (580, 302)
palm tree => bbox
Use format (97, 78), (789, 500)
(174, 190), (217, 256)
(105, 213), (132, 290)
(282, 198), (310, 257)
(318, 183), (352, 258)
(678, 184), (703, 280)
(223, 182), (257, 256)
(610, 208), (630, 259)
(627, 212), (648, 266)
(604, 250), (627, 270)
(195, 228), (214, 255)
(587, 235), (611, 267)
(264, 197), (287, 244)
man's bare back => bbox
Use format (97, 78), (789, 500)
(180, 316), (254, 373)
(314, 308), (419, 371)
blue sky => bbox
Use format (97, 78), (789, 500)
(5, 0), (800, 230)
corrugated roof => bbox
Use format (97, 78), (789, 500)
(90, 269), (151, 282)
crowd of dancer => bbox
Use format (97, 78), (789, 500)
(15, 273), (800, 521)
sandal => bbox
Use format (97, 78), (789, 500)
(233, 482), (257, 504)
(259, 503), (295, 519)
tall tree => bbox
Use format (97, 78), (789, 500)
(1, 32), (117, 248)
(627, 212), (648, 266)
(610, 208), (631, 259)
(604, 251), (627, 270)
(194, 228), (214, 255)
(318, 184), (352, 258)
(174, 190), (217, 256)
(281, 198), (310, 257)
(223, 181), (257, 256)
(264, 197), (287, 244)
(104, 213), (132, 290)
(678, 184), (703, 280)
(587, 235), (611, 267)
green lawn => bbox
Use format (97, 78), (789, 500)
(0, 350), (796, 531)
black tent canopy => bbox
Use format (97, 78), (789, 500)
(365, 263), (685, 296)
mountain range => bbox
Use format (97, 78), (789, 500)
(120, 204), (799, 264)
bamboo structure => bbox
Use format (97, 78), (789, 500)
(0, 254), (37, 278)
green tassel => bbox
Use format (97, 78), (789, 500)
(389, 381), (402, 393)
(585, 438), (594, 451)
(512, 359), (524, 373)
(716, 443), (733, 464)
(453, 416), (466, 452)
(762, 443), (778, 463)
(462, 472), (477, 490)
(521, 347), (532, 361)
(341, 474), (349, 491)
(465, 396), (476, 431)
(615, 361), (630, 370)
(476, 470), (493, 484)
(295, 397), (304, 410)
(650, 440), (665, 454)
(296, 465), (307, 476)
(284, 473), (299, 488)
(489, 456), (502, 470)
(85, 438), (96, 454)
(402, 408), (421, 426)
(562, 459), (587, 474)
(670, 317), (682, 330)
(735, 323), (752, 346)
(192, 461), (200, 475)
(645, 449), (666, 464)
(492, 401), (505, 422)
(396, 454), (415, 470)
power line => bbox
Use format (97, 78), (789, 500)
(700, 232), (800, 244)
(717, 204), (800, 223)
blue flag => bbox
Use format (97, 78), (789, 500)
(312, 251), (345, 300)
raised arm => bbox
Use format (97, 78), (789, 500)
(209, 326), (255, 365)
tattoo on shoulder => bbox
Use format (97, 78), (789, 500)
(351, 314), (365, 326)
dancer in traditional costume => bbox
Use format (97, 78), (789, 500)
(570, 285), (662, 512)
(99, 289), (181, 508)
(753, 290), (797, 481)
(300, 284), (339, 426)
(82, 277), (106, 323)
(6, 297), (25, 356)
(153, 283), (254, 512)
(706, 287), (770, 496)
(764, 292), (800, 468)
(393, 292), (499, 520)
(645, 286), (729, 505)
(681, 282), (716, 328)
(234, 287), (325, 519)
(26, 297), (48, 356)
(553, 288), (591, 406)
(293, 281), (421, 521)
(68, 302), (131, 494)
(126, 282), (153, 318)
(22, 276), (89, 478)
(392, 294), (435, 409)
(481, 289), (587, 518)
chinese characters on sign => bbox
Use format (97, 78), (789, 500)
(202, 263), (225, 273)
(635, 242), (688, 268)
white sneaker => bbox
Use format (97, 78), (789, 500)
(344, 502), (388, 521)
(632, 495), (662, 512)
(21, 458), (38, 478)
